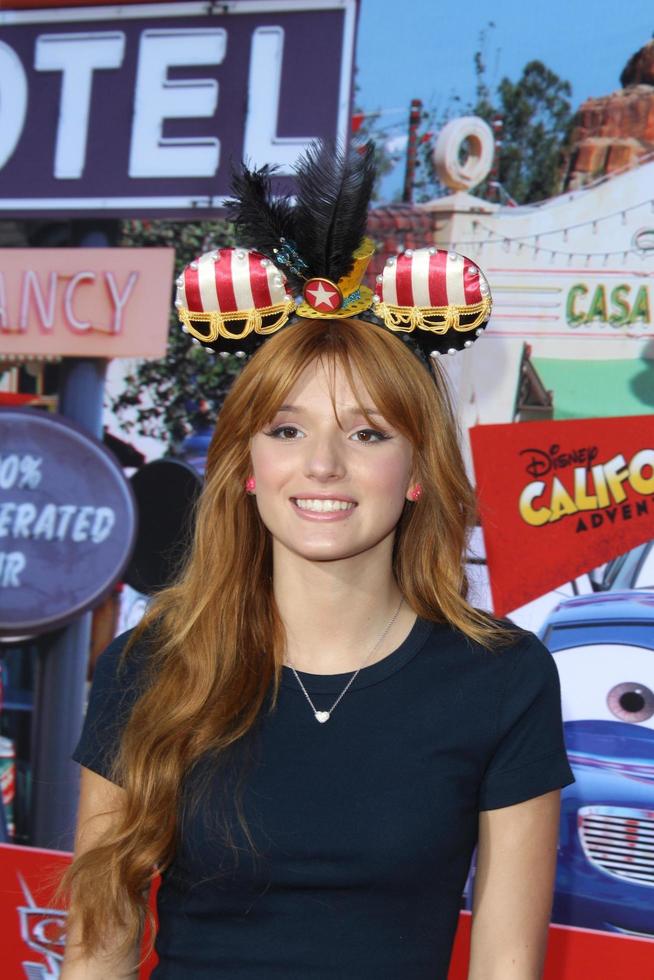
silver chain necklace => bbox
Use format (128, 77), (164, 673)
(285, 597), (404, 723)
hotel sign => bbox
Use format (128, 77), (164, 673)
(0, 1), (357, 217)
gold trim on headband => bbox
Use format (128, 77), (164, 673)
(178, 299), (296, 343)
(373, 296), (492, 334)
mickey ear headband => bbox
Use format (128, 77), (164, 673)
(175, 142), (492, 360)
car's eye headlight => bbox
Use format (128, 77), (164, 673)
(607, 682), (654, 722)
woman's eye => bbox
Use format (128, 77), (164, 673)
(351, 428), (389, 443)
(266, 425), (303, 440)
(264, 426), (389, 442)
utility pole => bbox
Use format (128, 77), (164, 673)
(30, 224), (113, 852)
(402, 99), (423, 204)
(489, 114), (504, 202)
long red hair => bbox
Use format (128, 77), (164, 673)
(59, 317), (516, 961)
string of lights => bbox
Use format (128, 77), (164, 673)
(449, 238), (650, 265)
(470, 197), (654, 242)
(444, 198), (654, 263)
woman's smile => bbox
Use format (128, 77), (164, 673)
(249, 358), (414, 563)
(290, 494), (358, 519)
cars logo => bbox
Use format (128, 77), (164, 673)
(17, 873), (66, 979)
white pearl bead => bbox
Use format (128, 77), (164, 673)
(464, 340), (473, 348)
(220, 351), (230, 359)
(210, 251), (219, 260)
(235, 250), (246, 260)
(467, 266), (479, 276)
(375, 274), (383, 283)
(192, 338), (200, 346)
(372, 295), (380, 304)
(235, 350), (246, 358)
(405, 249), (413, 257)
(190, 261), (198, 270)
(181, 325), (188, 333)
(386, 257), (396, 267)
(447, 347), (457, 355)
(476, 328), (484, 336)
(448, 252), (458, 261)
(261, 258), (271, 267)
(429, 247), (437, 255)
(430, 350), (440, 357)
(174, 300), (182, 308)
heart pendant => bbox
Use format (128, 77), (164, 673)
(315, 711), (330, 723)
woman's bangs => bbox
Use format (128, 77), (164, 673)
(338, 329), (424, 445)
(237, 318), (425, 445)
(243, 328), (325, 434)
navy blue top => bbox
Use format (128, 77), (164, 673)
(73, 616), (574, 979)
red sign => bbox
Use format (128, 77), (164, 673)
(2, 843), (653, 977)
(0, 248), (173, 358)
(470, 416), (654, 614)
(0, 843), (157, 977)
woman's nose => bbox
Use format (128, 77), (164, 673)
(302, 431), (346, 481)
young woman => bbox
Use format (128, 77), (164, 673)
(61, 148), (573, 979)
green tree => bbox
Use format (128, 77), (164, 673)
(411, 27), (573, 206)
(353, 112), (396, 201)
(351, 82), (396, 201)
(472, 53), (573, 204)
(111, 219), (241, 450)
(412, 102), (452, 203)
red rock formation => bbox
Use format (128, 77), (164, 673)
(621, 38), (654, 87)
(564, 39), (654, 190)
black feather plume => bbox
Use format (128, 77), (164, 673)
(225, 164), (298, 279)
(292, 141), (375, 283)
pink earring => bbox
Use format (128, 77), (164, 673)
(245, 476), (256, 493)
(409, 484), (423, 502)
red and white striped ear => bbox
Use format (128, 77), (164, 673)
(373, 247), (492, 357)
(175, 248), (296, 358)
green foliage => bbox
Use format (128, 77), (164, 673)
(351, 90), (396, 201)
(470, 29), (573, 204)
(111, 219), (242, 449)
(413, 105), (449, 203)
(412, 28), (573, 205)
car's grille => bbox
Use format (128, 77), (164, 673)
(578, 806), (654, 887)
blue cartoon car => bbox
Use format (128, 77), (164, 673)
(540, 591), (654, 935)
(540, 591), (654, 938)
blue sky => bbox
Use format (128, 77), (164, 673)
(354, 0), (653, 200)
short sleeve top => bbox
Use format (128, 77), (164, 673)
(73, 616), (574, 980)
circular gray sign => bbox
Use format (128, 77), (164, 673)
(0, 408), (137, 636)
